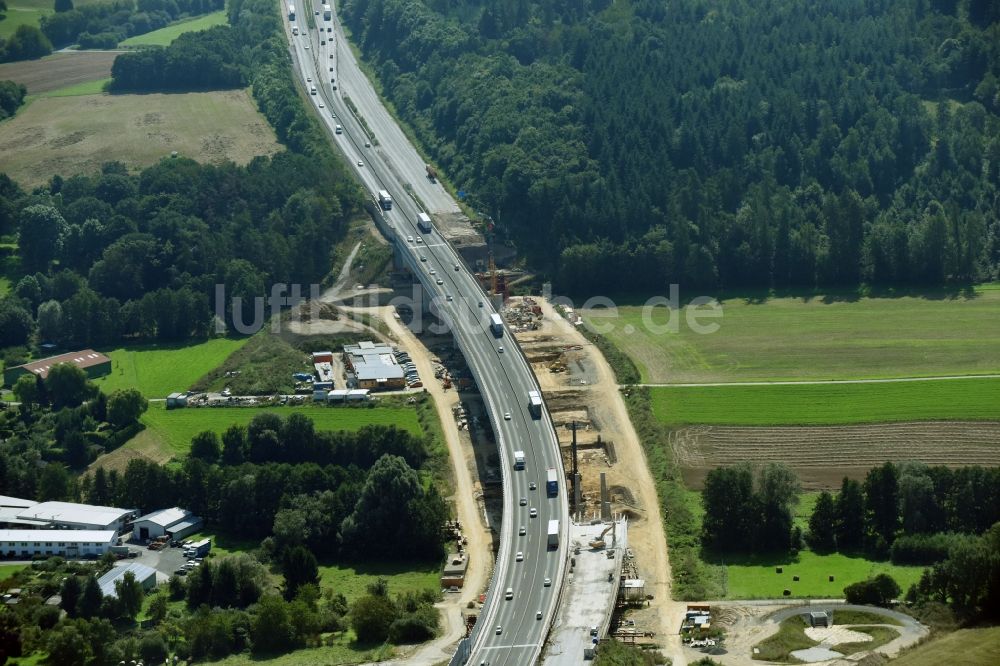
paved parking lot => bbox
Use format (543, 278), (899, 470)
(126, 543), (196, 583)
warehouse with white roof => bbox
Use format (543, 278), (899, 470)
(131, 507), (203, 541)
(14, 501), (136, 533)
(97, 562), (159, 598)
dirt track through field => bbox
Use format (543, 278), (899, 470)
(672, 421), (1000, 489)
(0, 52), (117, 93)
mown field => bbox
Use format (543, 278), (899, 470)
(95, 338), (248, 397)
(651, 377), (1000, 426)
(119, 10), (227, 46)
(0, 52), (117, 95)
(0, 89), (281, 187)
(679, 490), (924, 599)
(891, 626), (1000, 666)
(139, 403), (423, 457)
(583, 286), (1000, 383)
(318, 560), (440, 602)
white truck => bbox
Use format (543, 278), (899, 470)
(416, 212), (433, 234)
(322, 3), (331, 19)
(528, 390), (542, 418)
(513, 450), (525, 470)
(490, 313), (504, 337)
(547, 519), (559, 549)
(288, 3), (295, 20)
(378, 190), (393, 210)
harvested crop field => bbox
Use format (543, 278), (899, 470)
(671, 421), (1000, 489)
(0, 51), (118, 94)
(0, 89), (280, 187)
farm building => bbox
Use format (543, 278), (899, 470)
(97, 563), (158, 598)
(0, 529), (117, 558)
(166, 392), (189, 409)
(342, 341), (405, 390)
(2, 350), (111, 387)
(131, 507), (203, 542)
(4, 499), (136, 534)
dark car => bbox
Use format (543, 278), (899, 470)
(174, 568), (188, 576)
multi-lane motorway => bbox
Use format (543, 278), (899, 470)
(284, 5), (569, 664)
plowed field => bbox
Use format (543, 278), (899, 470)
(671, 421), (1000, 489)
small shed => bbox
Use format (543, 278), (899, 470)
(808, 611), (830, 627)
(619, 578), (646, 602)
(166, 393), (188, 409)
(327, 389), (349, 402)
(312, 351), (334, 364)
(347, 389), (371, 401)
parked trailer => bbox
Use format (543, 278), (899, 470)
(378, 190), (393, 210)
(287, 3), (295, 20)
(513, 450), (525, 470)
(322, 3), (331, 19)
(547, 520), (559, 549)
(528, 390), (542, 418)
(490, 313), (504, 337)
(546, 467), (558, 497)
(416, 212), (433, 234)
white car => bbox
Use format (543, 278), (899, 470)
(530, 508), (538, 518)
(446, 294), (453, 301)
(504, 412), (511, 420)
(307, 77), (312, 82)
(543, 577), (551, 587)
(416, 236), (423, 243)
(519, 526), (526, 536)
(519, 497), (527, 506)
(304, 43), (309, 49)
(318, 102), (324, 108)
(436, 278), (443, 285)
(515, 551), (523, 562)
(407, 236), (414, 243)
(357, 160), (364, 167)
(498, 345), (504, 353)
(496, 625), (503, 635)
(419, 255), (426, 262)
(529, 481), (536, 490)
(429, 269), (436, 275)
(536, 610), (542, 620)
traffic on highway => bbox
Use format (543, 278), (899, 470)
(283, 4), (570, 664)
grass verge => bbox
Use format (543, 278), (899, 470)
(753, 615), (817, 662)
(0, 563), (27, 581)
(139, 402), (422, 458)
(832, 609), (903, 626)
(37, 78), (110, 97)
(650, 378), (1000, 426)
(317, 560), (439, 603)
(95, 338), (248, 397)
(119, 10), (227, 47)
(891, 626), (1000, 666)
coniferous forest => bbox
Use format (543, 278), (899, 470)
(342, 0), (1000, 293)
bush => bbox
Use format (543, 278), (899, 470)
(844, 573), (901, 607)
(890, 533), (967, 565)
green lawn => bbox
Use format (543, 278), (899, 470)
(180, 528), (259, 558)
(721, 550), (925, 599)
(753, 615), (817, 662)
(584, 286), (1000, 383)
(0, 563), (27, 581)
(0, 276), (10, 297)
(198, 636), (393, 666)
(37, 77), (110, 97)
(892, 626), (1000, 666)
(0, 7), (50, 39)
(119, 10), (227, 46)
(651, 377), (1000, 426)
(95, 338), (248, 397)
(317, 560), (440, 603)
(140, 403), (423, 457)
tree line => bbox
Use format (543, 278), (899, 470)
(0, 80), (27, 120)
(110, 25), (246, 91)
(40, 0), (224, 50)
(0, 152), (356, 351)
(341, 0), (1000, 292)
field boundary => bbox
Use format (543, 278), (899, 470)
(638, 373), (1000, 388)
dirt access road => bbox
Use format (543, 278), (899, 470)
(529, 298), (690, 665)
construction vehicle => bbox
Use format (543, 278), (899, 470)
(589, 523), (614, 550)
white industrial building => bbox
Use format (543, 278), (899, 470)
(342, 341), (405, 390)
(131, 507), (203, 542)
(0, 529), (117, 558)
(97, 562), (158, 598)
(13, 501), (136, 533)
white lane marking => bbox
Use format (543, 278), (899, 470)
(479, 644), (541, 650)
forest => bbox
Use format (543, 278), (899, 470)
(341, 0), (1000, 292)
(41, 0), (225, 49)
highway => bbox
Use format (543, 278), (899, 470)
(284, 4), (569, 664)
